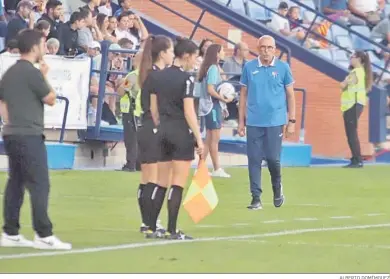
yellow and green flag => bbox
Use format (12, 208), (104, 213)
(183, 160), (219, 223)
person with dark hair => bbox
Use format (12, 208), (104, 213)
(37, 0), (62, 40)
(0, 29), (71, 250)
(340, 51), (373, 168)
(137, 35), (174, 237)
(5, 0), (35, 44)
(114, 12), (148, 50)
(96, 13), (117, 42)
(77, 7), (103, 53)
(195, 38), (213, 70)
(0, 39), (19, 54)
(114, 0), (131, 17)
(198, 44), (232, 178)
(82, 0), (101, 17)
(148, 36), (203, 240)
(34, 19), (51, 38)
(59, 10), (88, 56)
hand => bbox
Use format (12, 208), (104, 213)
(285, 122), (295, 138)
(237, 122), (246, 137)
(196, 139), (204, 157)
(29, 11), (35, 22)
(343, 10), (350, 16)
(222, 96), (234, 103)
(39, 60), (49, 76)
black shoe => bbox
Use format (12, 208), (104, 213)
(273, 185), (285, 208)
(140, 225), (149, 233)
(121, 164), (136, 172)
(164, 230), (193, 240)
(343, 162), (363, 168)
(247, 198), (262, 210)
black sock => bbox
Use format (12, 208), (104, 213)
(141, 182), (157, 228)
(137, 183), (146, 225)
(149, 185), (167, 231)
(167, 185), (183, 234)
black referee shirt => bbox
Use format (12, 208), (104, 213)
(149, 65), (195, 121)
(141, 65), (161, 121)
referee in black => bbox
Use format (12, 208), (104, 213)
(0, 29), (71, 250)
(149, 37), (203, 240)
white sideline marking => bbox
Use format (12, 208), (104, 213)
(365, 213), (385, 217)
(330, 216), (353, 219)
(262, 220), (285, 224)
(0, 223), (389, 261)
(295, 218), (319, 221)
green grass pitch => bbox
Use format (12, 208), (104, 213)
(0, 167), (389, 273)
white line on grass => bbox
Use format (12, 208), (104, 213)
(330, 216), (353, 219)
(365, 213), (385, 217)
(262, 220), (285, 224)
(0, 223), (389, 261)
(294, 218), (319, 221)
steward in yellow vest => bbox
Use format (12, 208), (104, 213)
(118, 69), (141, 172)
(340, 51), (373, 168)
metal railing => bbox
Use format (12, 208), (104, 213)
(56, 96), (70, 143)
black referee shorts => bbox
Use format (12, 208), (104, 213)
(159, 120), (195, 162)
(137, 119), (160, 164)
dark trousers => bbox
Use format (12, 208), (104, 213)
(343, 104), (364, 163)
(246, 125), (283, 198)
(123, 112), (138, 169)
(3, 135), (53, 237)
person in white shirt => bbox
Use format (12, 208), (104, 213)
(98, 0), (112, 16)
(269, 2), (290, 35)
(348, 0), (383, 26)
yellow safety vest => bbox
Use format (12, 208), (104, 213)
(341, 67), (367, 112)
(120, 70), (142, 116)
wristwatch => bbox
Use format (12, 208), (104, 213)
(289, 119), (296, 124)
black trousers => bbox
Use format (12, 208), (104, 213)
(343, 104), (364, 163)
(3, 135), (53, 237)
(123, 112), (138, 169)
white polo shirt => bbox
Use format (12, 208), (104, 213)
(352, 0), (378, 13)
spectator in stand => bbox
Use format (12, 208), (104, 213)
(370, 15), (390, 59)
(96, 13), (117, 42)
(59, 10), (88, 56)
(32, 0), (47, 22)
(5, 0), (35, 44)
(348, 0), (383, 27)
(107, 15), (117, 35)
(126, 11), (148, 49)
(321, 0), (365, 26)
(37, 0), (62, 40)
(114, 0), (131, 17)
(195, 38), (213, 71)
(98, 0), (112, 16)
(0, 39), (19, 54)
(222, 42), (248, 80)
(82, 0), (100, 17)
(87, 40), (100, 57)
(77, 8), (103, 53)
(269, 2), (290, 36)
(118, 37), (133, 51)
(34, 19), (50, 38)
(46, 37), (59, 54)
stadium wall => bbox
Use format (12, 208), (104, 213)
(131, 0), (373, 158)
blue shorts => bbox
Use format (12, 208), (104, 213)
(205, 102), (222, 130)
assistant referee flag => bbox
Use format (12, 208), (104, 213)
(183, 160), (219, 223)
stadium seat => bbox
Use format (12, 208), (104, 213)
(331, 24), (349, 41)
(368, 51), (385, 74)
(247, 0), (269, 21)
(313, 49), (333, 61)
(229, 0), (246, 14)
(350, 25), (374, 51)
(332, 49), (349, 61)
(336, 35), (354, 51)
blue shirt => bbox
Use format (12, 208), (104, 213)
(240, 57), (294, 127)
(321, 0), (347, 13)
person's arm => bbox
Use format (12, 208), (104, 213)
(284, 64), (296, 137)
(92, 18), (103, 41)
(348, 0), (366, 18)
(206, 65), (231, 102)
(30, 61), (57, 106)
(134, 15), (149, 42)
(0, 101), (8, 124)
(28, 12), (35, 29)
(150, 94), (159, 127)
(117, 74), (134, 97)
(77, 29), (90, 53)
(183, 76), (203, 154)
(237, 64), (249, 136)
(322, 0), (345, 14)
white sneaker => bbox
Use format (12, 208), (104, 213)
(156, 219), (164, 230)
(0, 233), (33, 248)
(33, 235), (72, 250)
(211, 168), (231, 178)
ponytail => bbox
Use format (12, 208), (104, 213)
(138, 34), (172, 87)
(363, 53), (373, 92)
(138, 35), (154, 87)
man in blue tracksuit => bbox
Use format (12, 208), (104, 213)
(238, 35), (296, 210)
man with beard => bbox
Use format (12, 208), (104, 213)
(0, 29), (71, 250)
(38, 0), (63, 41)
